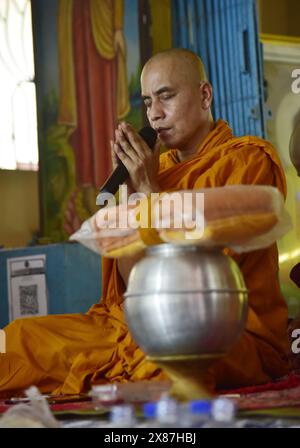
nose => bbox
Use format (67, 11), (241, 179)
(148, 98), (165, 122)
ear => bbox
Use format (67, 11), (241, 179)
(200, 82), (213, 110)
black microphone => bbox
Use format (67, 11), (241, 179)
(96, 126), (157, 205)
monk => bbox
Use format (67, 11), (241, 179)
(0, 48), (291, 398)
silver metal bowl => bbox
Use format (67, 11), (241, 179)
(124, 244), (248, 357)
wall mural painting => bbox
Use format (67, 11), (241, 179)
(34, 0), (142, 242)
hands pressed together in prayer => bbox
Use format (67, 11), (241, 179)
(111, 121), (161, 287)
(111, 122), (161, 195)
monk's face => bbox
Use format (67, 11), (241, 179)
(141, 57), (212, 151)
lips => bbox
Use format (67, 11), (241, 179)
(156, 127), (171, 136)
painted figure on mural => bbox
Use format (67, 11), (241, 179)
(57, 0), (130, 234)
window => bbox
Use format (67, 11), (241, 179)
(0, 0), (38, 170)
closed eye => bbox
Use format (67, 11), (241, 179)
(143, 92), (175, 108)
(160, 94), (174, 100)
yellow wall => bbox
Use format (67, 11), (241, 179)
(150, 0), (172, 54)
(258, 0), (300, 37)
(0, 170), (39, 248)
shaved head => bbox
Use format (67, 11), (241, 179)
(140, 48), (213, 158)
(141, 48), (209, 86)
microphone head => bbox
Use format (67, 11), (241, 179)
(138, 126), (157, 150)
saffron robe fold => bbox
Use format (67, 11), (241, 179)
(0, 120), (291, 397)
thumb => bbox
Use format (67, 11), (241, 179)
(154, 140), (161, 157)
(153, 140), (161, 172)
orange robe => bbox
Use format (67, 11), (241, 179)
(0, 120), (291, 397)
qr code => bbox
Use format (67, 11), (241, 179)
(19, 284), (39, 315)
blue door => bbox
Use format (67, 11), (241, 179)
(172, 0), (266, 137)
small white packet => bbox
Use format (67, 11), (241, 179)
(0, 386), (60, 428)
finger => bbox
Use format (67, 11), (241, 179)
(114, 140), (135, 173)
(154, 139), (161, 156)
(120, 122), (151, 157)
(110, 140), (118, 169)
(115, 128), (136, 162)
(112, 141), (123, 162)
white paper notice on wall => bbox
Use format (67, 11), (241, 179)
(7, 255), (48, 322)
